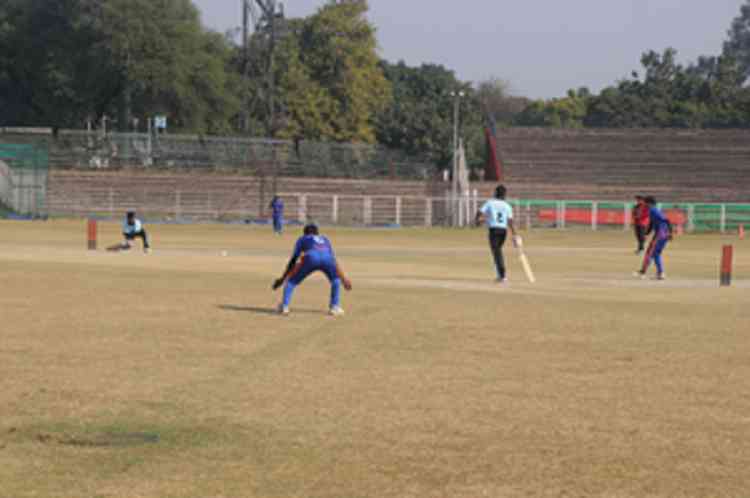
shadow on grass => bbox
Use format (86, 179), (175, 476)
(217, 305), (327, 315)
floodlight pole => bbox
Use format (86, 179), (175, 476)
(450, 91), (464, 227)
(241, 0), (250, 132)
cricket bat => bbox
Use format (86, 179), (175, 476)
(514, 236), (536, 284)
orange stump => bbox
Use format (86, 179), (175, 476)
(87, 219), (97, 251)
(740, 224), (745, 240)
(720, 245), (733, 287)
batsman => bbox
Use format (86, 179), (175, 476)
(475, 185), (519, 283)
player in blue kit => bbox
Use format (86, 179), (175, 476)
(272, 224), (352, 316)
(635, 196), (673, 280)
(269, 196), (284, 235)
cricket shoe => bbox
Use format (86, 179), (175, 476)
(655, 273), (666, 281)
(144, 247), (152, 254)
(329, 306), (345, 317)
(277, 304), (290, 316)
(632, 271), (647, 279)
(495, 277), (508, 284)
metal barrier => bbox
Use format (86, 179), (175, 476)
(44, 185), (750, 232)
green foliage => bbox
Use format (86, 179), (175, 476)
(375, 61), (484, 168)
(100, 0), (239, 133)
(0, 0), (239, 133)
(514, 89), (589, 128)
(0, 0), (118, 128)
(475, 78), (529, 126)
(274, 28), (337, 140)
(238, 0), (390, 143)
(723, 0), (750, 81)
(581, 48), (750, 129)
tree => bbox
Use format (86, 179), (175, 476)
(515, 88), (589, 128)
(101, 0), (239, 133)
(475, 77), (528, 126)
(273, 22), (336, 140)
(244, 0), (390, 142)
(0, 0), (119, 128)
(0, 0), (239, 132)
(723, 0), (750, 82)
(376, 61), (483, 168)
(294, 0), (391, 143)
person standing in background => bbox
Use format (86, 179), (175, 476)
(270, 195), (284, 235)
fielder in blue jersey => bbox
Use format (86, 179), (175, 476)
(635, 196), (673, 280)
(272, 224), (352, 316)
(270, 196), (284, 235)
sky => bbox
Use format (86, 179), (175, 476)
(193, 0), (745, 99)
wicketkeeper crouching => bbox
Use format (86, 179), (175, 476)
(109, 211), (151, 253)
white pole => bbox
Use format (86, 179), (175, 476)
(451, 96), (459, 227)
(147, 117), (152, 160)
(720, 204), (727, 233)
(591, 201), (598, 231)
(332, 195), (339, 225)
(450, 91), (464, 227)
(395, 196), (402, 226)
(624, 202), (630, 231)
(425, 197), (432, 227)
(688, 204), (695, 233)
(526, 201), (532, 231)
(460, 194), (466, 227)
(557, 201), (566, 229)
(363, 196), (372, 225)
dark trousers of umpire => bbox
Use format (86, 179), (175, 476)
(124, 230), (150, 249)
(634, 225), (647, 251)
(488, 228), (508, 279)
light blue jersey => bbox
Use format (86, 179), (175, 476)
(481, 199), (513, 229)
(123, 218), (143, 234)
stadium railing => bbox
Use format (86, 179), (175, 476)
(43, 184), (750, 233)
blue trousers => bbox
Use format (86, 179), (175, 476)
(650, 237), (669, 274)
(283, 253), (341, 308)
(273, 216), (283, 233)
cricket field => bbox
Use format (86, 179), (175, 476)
(1, 220), (749, 498)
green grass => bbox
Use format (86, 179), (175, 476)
(1, 220), (749, 497)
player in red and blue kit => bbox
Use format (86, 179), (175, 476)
(272, 224), (352, 316)
(635, 196), (673, 280)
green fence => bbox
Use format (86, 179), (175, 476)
(505, 199), (750, 233)
(0, 143), (49, 218)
